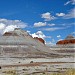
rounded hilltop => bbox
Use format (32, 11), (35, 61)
(56, 34), (75, 45)
(0, 28), (45, 45)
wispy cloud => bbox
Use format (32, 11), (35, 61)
(57, 39), (63, 41)
(64, 0), (75, 5)
(71, 32), (75, 35)
(63, 8), (75, 19)
(34, 22), (46, 27)
(0, 11), (18, 17)
(48, 23), (55, 26)
(46, 39), (55, 46)
(72, 0), (75, 4)
(41, 12), (56, 21)
(41, 27), (65, 31)
(64, 1), (71, 5)
(56, 22), (75, 27)
(56, 8), (75, 19)
(67, 22), (75, 26)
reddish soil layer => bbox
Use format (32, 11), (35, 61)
(56, 39), (75, 44)
(34, 37), (45, 44)
(1, 62), (75, 67)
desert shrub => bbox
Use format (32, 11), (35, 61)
(30, 61), (33, 63)
(64, 68), (75, 75)
(4, 70), (18, 75)
(48, 69), (75, 75)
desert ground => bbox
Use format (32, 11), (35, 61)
(0, 46), (75, 75)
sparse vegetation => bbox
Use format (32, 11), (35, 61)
(3, 70), (18, 75)
(24, 68), (75, 75)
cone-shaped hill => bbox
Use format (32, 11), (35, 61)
(0, 28), (55, 58)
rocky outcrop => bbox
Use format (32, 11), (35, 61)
(34, 37), (45, 44)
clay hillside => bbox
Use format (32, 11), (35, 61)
(0, 28), (56, 58)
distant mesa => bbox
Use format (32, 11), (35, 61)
(65, 35), (74, 40)
(56, 35), (75, 45)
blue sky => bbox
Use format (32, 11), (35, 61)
(0, 0), (75, 45)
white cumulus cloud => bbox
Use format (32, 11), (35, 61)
(34, 22), (46, 27)
(41, 12), (56, 21)
(31, 31), (46, 39)
(48, 23), (55, 26)
(3, 25), (18, 33)
(56, 13), (65, 17)
(57, 35), (61, 38)
(0, 23), (6, 30)
(0, 18), (27, 34)
(31, 31), (52, 39)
